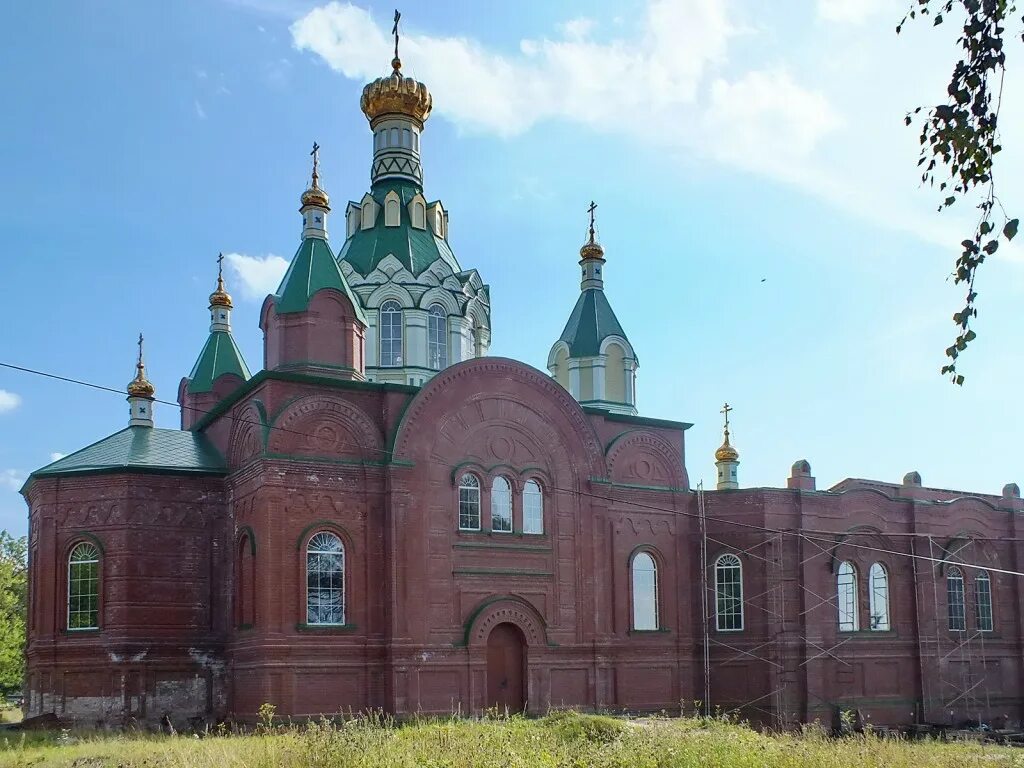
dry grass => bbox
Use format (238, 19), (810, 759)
(0, 709), (20, 726)
(0, 711), (1021, 768)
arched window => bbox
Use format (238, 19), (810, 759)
(837, 561), (858, 632)
(411, 200), (426, 229)
(390, 127), (399, 147)
(714, 554), (743, 631)
(385, 198), (400, 227)
(306, 532), (344, 625)
(458, 474), (481, 531)
(947, 566), (966, 631)
(235, 534), (255, 628)
(68, 542), (100, 630)
(975, 570), (993, 632)
(604, 343), (626, 403)
(868, 562), (890, 631)
(631, 551), (659, 630)
(402, 128), (411, 148)
(379, 300), (403, 367)
(491, 476), (512, 533)
(428, 304), (448, 370)
(523, 480), (543, 535)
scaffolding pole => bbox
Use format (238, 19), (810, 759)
(698, 481), (711, 717)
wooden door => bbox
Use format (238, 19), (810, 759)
(486, 623), (526, 712)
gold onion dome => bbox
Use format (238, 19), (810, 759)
(360, 58), (433, 126)
(580, 240), (605, 260)
(209, 258), (233, 308)
(715, 438), (739, 462)
(127, 335), (155, 398)
(300, 183), (330, 210)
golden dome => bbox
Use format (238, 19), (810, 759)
(127, 342), (155, 399)
(580, 240), (605, 261)
(300, 141), (330, 210)
(715, 438), (739, 463)
(209, 275), (233, 309)
(360, 59), (433, 126)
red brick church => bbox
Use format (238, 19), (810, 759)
(20, 43), (1024, 730)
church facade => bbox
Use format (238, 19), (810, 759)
(20, 45), (1024, 731)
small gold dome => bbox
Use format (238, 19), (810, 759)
(300, 185), (330, 210)
(127, 364), (155, 399)
(580, 241), (605, 261)
(715, 440), (739, 462)
(209, 277), (233, 309)
(360, 60), (433, 126)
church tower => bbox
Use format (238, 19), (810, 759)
(260, 145), (367, 379)
(337, 13), (491, 387)
(178, 256), (251, 430)
(714, 403), (740, 490)
(548, 204), (637, 415)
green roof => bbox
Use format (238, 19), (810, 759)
(274, 237), (367, 322)
(337, 181), (461, 277)
(29, 427), (227, 481)
(558, 288), (631, 357)
(187, 331), (251, 394)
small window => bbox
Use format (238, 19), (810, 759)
(390, 127), (399, 147)
(411, 201), (426, 229)
(458, 474), (481, 531)
(715, 554), (743, 631)
(491, 476), (512, 533)
(379, 300), (403, 367)
(402, 128), (410, 148)
(631, 551), (658, 630)
(837, 561), (858, 632)
(413, 131), (419, 151)
(68, 542), (100, 630)
(947, 566), (966, 631)
(428, 304), (447, 370)
(868, 562), (890, 631)
(523, 480), (543, 534)
(385, 197), (400, 227)
(361, 201), (375, 230)
(235, 534), (255, 628)
(975, 570), (993, 632)
(306, 532), (344, 625)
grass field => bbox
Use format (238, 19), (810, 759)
(1, 711), (1021, 768)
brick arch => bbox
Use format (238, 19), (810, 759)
(228, 400), (267, 469)
(392, 357), (606, 481)
(463, 595), (549, 648)
(606, 430), (687, 489)
(268, 394), (382, 460)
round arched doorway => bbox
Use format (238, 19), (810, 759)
(486, 622), (526, 712)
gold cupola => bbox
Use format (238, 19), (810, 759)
(209, 253), (233, 309)
(300, 141), (330, 211)
(127, 333), (155, 399)
(360, 11), (432, 127)
(715, 435), (739, 463)
(715, 403), (740, 490)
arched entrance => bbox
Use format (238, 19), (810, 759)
(486, 622), (526, 712)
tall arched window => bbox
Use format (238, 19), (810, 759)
(68, 542), (100, 630)
(714, 553), (743, 631)
(379, 300), (403, 367)
(306, 532), (344, 625)
(947, 566), (966, 631)
(491, 476), (512, 533)
(523, 480), (543, 535)
(631, 551), (659, 630)
(868, 562), (890, 631)
(837, 561), (858, 632)
(428, 304), (447, 370)
(458, 474), (481, 531)
(975, 570), (993, 632)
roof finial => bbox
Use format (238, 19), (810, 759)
(300, 142), (330, 210)
(715, 402), (739, 463)
(391, 9), (402, 71)
(579, 200), (605, 261)
(127, 332), (156, 399)
(310, 141), (321, 189)
(721, 401), (732, 440)
(210, 252), (233, 308)
(587, 200), (597, 244)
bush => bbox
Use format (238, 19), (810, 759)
(541, 710), (626, 744)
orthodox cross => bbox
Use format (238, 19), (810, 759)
(587, 200), (597, 242)
(136, 332), (146, 376)
(721, 402), (733, 433)
(310, 141), (321, 187)
(392, 9), (401, 62)
(217, 251), (224, 280)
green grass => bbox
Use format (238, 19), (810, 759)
(0, 711), (1020, 768)
(0, 709), (20, 726)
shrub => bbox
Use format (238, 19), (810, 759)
(541, 710), (626, 744)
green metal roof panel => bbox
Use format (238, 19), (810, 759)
(337, 181), (461, 277)
(274, 237), (367, 322)
(32, 427), (227, 478)
(558, 289), (630, 357)
(187, 331), (252, 394)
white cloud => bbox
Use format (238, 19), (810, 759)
(194, 100), (207, 120)
(817, 0), (887, 25)
(49, 453), (65, 463)
(560, 17), (596, 41)
(0, 470), (25, 492)
(0, 390), (21, 414)
(225, 252), (290, 299)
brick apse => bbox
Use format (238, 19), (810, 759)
(20, 41), (1024, 730)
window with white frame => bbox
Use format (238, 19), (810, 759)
(428, 304), (447, 370)
(458, 474), (481, 530)
(379, 300), (403, 367)
(523, 480), (543, 534)
(631, 551), (659, 630)
(714, 553), (743, 631)
(306, 532), (344, 625)
(491, 476), (512, 532)
(837, 560), (859, 632)
(868, 562), (890, 631)
(947, 566), (966, 631)
(68, 542), (100, 630)
(975, 570), (993, 632)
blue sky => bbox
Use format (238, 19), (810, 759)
(2, 0), (1023, 537)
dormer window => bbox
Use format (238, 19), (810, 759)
(410, 197), (426, 230)
(361, 198), (375, 230)
(384, 191), (401, 227)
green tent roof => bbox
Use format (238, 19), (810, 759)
(337, 181), (461, 278)
(187, 330), (251, 394)
(274, 237), (367, 322)
(30, 427), (227, 481)
(558, 289), (631, 358)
